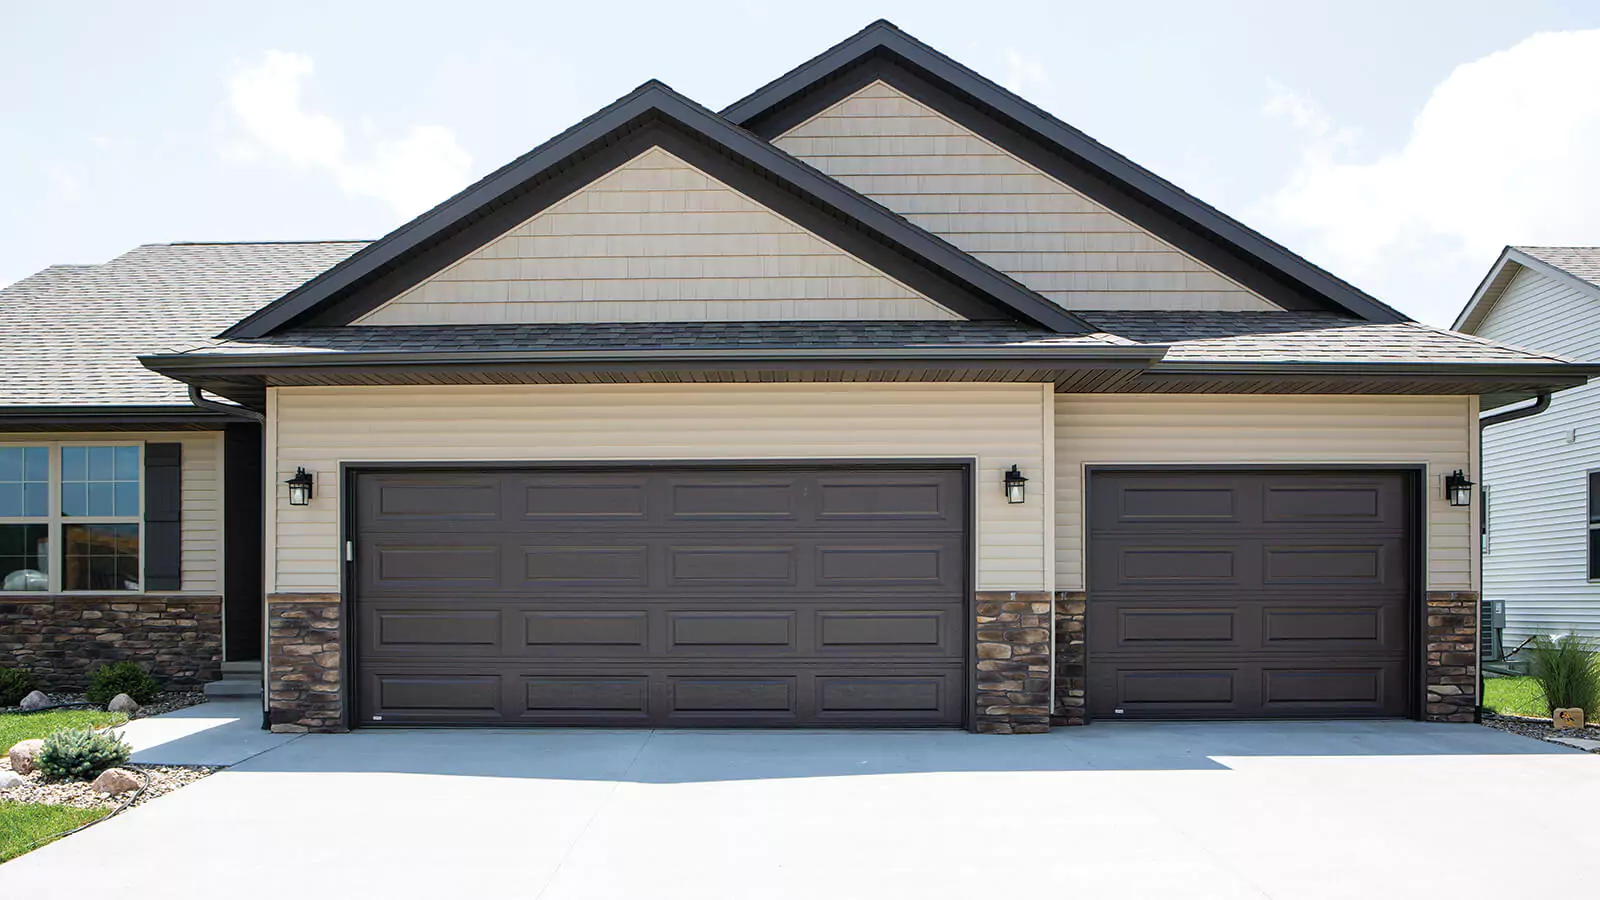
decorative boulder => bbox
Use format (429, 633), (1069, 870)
(0, 771), (22, 789)
(1554, 708), (1586, 730)
(90, 767), (140, 796)
(107, 693), (141, 716)
(18, 690), (49, 711)
(8, 738), (44, 775)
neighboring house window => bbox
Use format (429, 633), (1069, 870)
(1591, 472), (1600, 580)
(0, 444), (142, 593)
(1481, 484), (1491, 556)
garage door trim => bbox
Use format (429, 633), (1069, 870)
(1083, 464), (1424, 722)
(337, 458), (977, 729)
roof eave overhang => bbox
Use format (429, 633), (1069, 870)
(0, 405), (246, 432)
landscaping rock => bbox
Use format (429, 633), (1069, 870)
(107, 693), (141, 715)
(1553, 708), (1586, 730)
(0, 771), (22, 789)
(90, 767), (141, 796)
(19, 690), (49, 710)
(9, 738), (45, 775)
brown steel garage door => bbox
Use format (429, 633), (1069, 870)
(352, 465), (969, 727)
(1087, 470), (1416, 720)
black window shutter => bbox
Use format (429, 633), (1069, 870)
(144, 443), (183, 591)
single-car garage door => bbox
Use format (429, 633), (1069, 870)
(353, 465), (969, 727)
(1087, 470), (1416, 720)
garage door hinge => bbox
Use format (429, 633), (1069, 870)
(345, 541), (354, 563)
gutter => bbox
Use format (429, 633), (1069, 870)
(187, 385), (265, 424)
(1479, 392), (1551, 429)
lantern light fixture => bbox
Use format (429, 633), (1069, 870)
(1444, 469), (1474, 508)
(1003, 465), (1028, 504)
(285, 467), (315, 507)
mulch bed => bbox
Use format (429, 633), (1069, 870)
(0, 760), (219, 810)
(1481, 711), (1600, 753)
(0, 691), (207, 718)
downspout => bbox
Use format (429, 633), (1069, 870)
(188, 384), (265, 424)
(1475, 392), (1553, 721)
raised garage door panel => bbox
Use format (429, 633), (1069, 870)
(1087, 471), (1415, 719)
(354, 466), (969, 727)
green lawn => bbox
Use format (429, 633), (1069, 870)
(0, 709), (128, 863)
(0, 802), (105, 862)
(1483, 675), (1550, 717)
(0, 709), (126, 750)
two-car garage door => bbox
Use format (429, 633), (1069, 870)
(352, 465), (968, 728)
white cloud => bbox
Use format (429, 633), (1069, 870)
(1253, 30), (1600, 325)
(1002, 49), (1050, 95)
(224, 50), (472, 218)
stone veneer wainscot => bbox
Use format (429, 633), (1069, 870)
(0, 594), (221, 690)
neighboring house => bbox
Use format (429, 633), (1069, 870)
(1456, 246), (1600, 652)
(1, 22), (1591, 734)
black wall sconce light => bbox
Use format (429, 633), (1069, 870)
(1444, 469), (1474, 507)
(1003, 465), (1028, 504)
(285, 467), (315, 507)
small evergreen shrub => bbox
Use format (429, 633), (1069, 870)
(84, 662), (162, 706)
(1526, 633), (1600, 716)
(36, 727), (131, 781)
(0, 667), (36, 706)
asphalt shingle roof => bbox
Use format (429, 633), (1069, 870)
(0, 242), (366, 407)
(1516, 246), (1600, 289)
(0, 243), (1580, 410)
(1077, 312), (1573, 365)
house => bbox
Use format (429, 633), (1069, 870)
(2, 22), (1590, 734)
(1455, 246), (1600, 654)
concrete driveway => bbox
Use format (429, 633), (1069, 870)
(2, 720), (1595, 899)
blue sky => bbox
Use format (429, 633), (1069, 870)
(4, 0), (1599, 324)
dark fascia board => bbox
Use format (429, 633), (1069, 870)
(1453, 246), (1600, 333)
(724, 20), (1409, 324)
(221, 81), (1091, 340)
(143, 343), (1167, 377)
(0, 405), (240, 429)
(1146, 360), (1600, 379)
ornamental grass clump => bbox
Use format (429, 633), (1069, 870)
(36, 727), (132, 781)
(0, 667), (36, 707)
(1525, 633), (1600, 717)
(84, 661), (162, 706)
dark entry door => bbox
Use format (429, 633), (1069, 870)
(1087, 470), (1415, 720)
(352, 465), (969, 727)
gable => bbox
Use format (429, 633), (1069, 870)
(1474, 264), (1600, 361)
(774, 81), (1277, 313)
(356, 146), (959, 325)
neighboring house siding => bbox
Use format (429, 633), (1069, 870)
(0, 431), (222, 594)
(1053, 394), (1479, 592)
(355, 146), (959, 325)
(1474, 265), (1600, 646)
(267, 383), (1052, 593)
(774, 80), (1279, 312)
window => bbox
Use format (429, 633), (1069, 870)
(0, 444), (142, 592)
(1590, 473), (1600, 580)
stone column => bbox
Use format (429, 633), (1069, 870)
(1424, 591), (1479, 722)
(973, 591), (1053, 733)
(266, 593), (344, 733)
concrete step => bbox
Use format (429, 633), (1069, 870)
(221, 660), (263, 676)
(203, 678), (262, 699)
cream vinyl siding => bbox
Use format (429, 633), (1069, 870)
(1053, 395), (1479, 592)
(1474, 266), (1600, 645)
(267, 383), (1052, 594)
(775, 80), (1278, 313)
(0, 431), (222, 594)
(355, 146), (957, 325)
